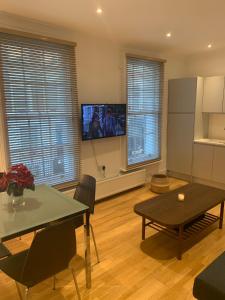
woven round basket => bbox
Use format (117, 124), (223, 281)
(150, 174), (170, 194)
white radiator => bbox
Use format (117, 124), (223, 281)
(96, 169), (146, 200)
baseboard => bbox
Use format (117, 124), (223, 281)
(167, 170), (225, 191)
(193, 177), (225, 190)
(167, 170), (192, 182)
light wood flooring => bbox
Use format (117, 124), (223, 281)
(1, 177), (225, 300)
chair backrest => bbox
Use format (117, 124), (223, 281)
(74, 174), (96, 214)
(21, 218), (76, 287)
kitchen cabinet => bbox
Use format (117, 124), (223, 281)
(192, 143), (214, 180)
(167, 77), (202, 177)
(212, 146), (225, 183)
(169, 75), (225, 185)
(167, 114), (195, 175)
(168, 78), (197, 113)
(203, 76), (224, 113)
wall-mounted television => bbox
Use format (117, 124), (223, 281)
(81, 104), (126, 141)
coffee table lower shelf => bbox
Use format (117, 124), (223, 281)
(146, 213), (219, 241)
(142, 212), (221, 260)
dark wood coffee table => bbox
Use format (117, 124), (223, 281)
(134, 183), (225, 260)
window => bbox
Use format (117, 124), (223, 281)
(0, 31), (79, 187)
(126, 55), (164, 167)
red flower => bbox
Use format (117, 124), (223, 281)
(0, 173), (8, 192)
(4, 164), (35, 195)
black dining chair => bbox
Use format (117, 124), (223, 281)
(0, 218), (81, 300)
(0, 244), (11, 259)
(73, 174), (100, 263)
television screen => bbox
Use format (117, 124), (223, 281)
(81, 104), (126, 140)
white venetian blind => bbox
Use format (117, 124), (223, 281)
(126, 55), (164, 167)
(0, 31), (79, 187)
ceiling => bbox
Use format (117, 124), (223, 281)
(1, 0), (225, 55)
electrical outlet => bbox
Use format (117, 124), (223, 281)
(97, 165), (106, 172)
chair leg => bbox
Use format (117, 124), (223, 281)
(90, 224), (100, 263)
(71, 268), (81, 300)
(24, 288), (29, 300)
(53, 275), (56, 290)
(15, 281), (23, 300)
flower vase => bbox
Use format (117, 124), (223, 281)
(10, 187), (24, 206)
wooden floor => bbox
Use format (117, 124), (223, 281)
(1, 177), (225, 300)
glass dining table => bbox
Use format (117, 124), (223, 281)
(0, 184), (92, 288)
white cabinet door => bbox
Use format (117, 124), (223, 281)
(203, 76), (224, 112)
(168, 78), (197, 113)
(212, 146), (225, 183)
(192, 143), (214, 180)
(167, 114), (194, 175)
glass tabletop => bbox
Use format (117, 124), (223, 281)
(0, 184), (89, 242)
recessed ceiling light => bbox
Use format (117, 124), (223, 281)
(96, 8), (103, 14)
(207, 44), (212, 49)
(166, 32), (172, 38)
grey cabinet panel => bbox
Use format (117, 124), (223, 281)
(168, 78), (197, 113)
(167, 114), (194, 175)
(192, 144), (214, 180)
(212, 146), (225, 183)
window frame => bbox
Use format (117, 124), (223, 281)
(125, 53), (165, 170)
(0, 28), (80, 190)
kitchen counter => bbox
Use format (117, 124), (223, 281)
(194, 138), (225, 147)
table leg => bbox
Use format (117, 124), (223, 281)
(142, 217), (146, 240)
(84, 211), (91, 289)
(219, 202), (224, 229)
(178, 225), (184, 260)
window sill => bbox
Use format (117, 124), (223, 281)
(121, 159), (162, 173)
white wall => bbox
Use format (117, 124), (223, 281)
(208, 114), (225, 140)
(185, 48), (225, 77)
(0, 12), (186, 181)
